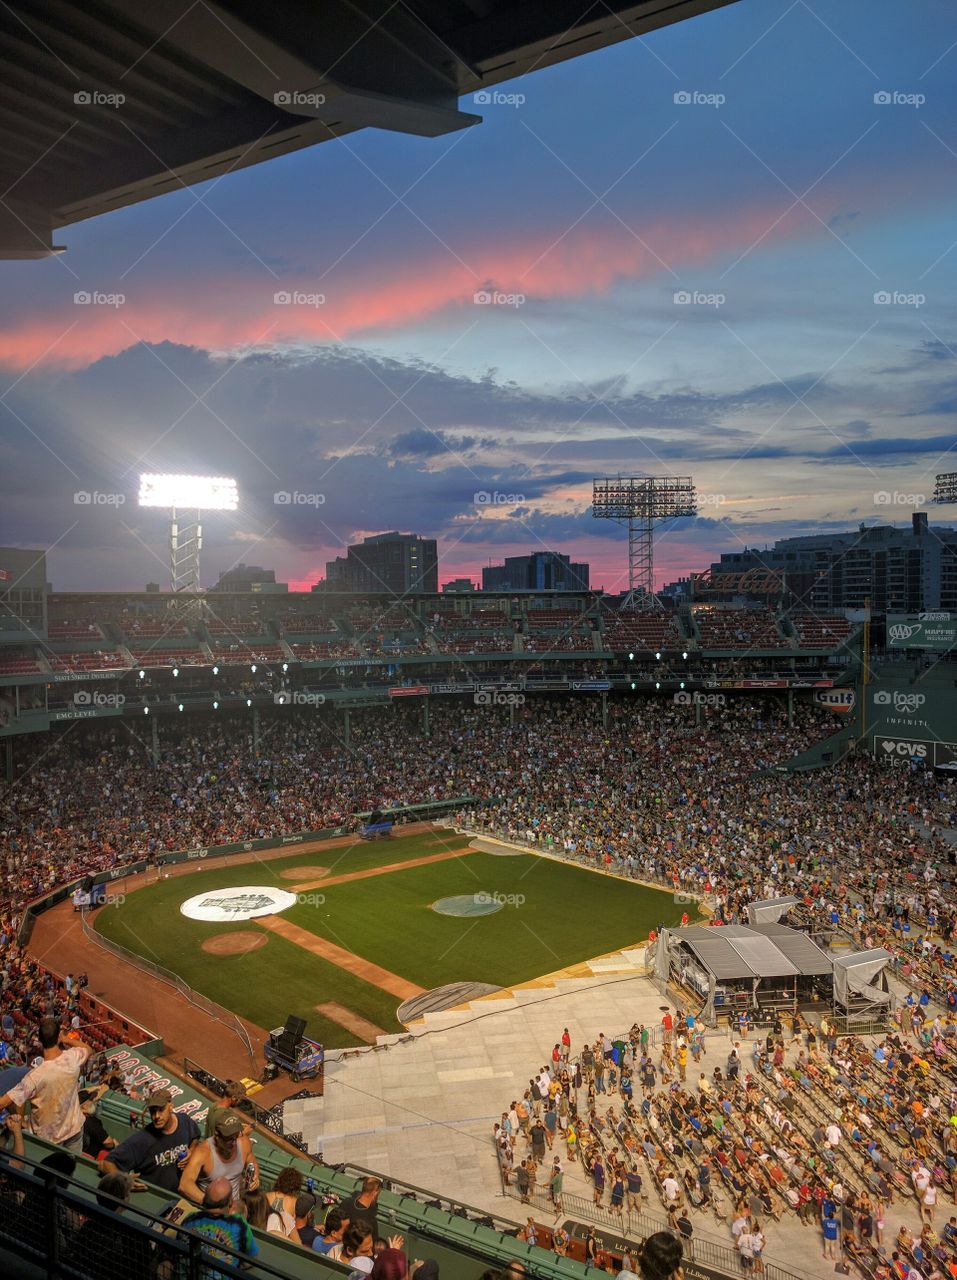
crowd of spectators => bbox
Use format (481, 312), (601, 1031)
(498, 1006), (957, 1280)
(0, 696), (843, 917)
(0, 689), (956, 1279)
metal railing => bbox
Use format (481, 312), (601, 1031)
(182, 1056), (307, 1151)
(82, 912), (256, 1068)
(0, 1149), (345, 1280)
(503, 1182), (820, 1280)
(826, 1013), (891, 1036)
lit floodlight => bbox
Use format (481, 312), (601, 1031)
(178, 703), (184, 711)
(138, 669), (145, 679)
(138, 474), (238, 510)
(213, 701), (219, 710)
(172, 667), (179, 677)
(138, 473), (238, 592)
(250, 664), (257, 673)
(212, 665), (219, 675)
(143, 707), (149, 715)
(246, 698), (252, 707)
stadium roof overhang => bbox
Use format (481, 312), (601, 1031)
(0, 0), (738, 258)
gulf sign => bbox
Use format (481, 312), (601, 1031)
(815, 688), (855, 713)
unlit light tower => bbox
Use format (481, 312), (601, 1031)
(592, 475), (696, 609)
(138, 474), (238, 592)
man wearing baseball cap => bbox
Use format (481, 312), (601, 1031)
(179, 1110), (259, 1205)
(102, 1088), (201, 1192)
(204, 1079), (249, 1139)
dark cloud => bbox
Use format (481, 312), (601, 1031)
(3, 336), (957, 588)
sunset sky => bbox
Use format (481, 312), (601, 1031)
(1, 0), (955, 593)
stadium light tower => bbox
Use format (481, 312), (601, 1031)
(934, 472), (957, 504)
(592, 475), (696, 609)
(138, 474), (238, 593)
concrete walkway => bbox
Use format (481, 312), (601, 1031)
(309, 967), (928, 1280)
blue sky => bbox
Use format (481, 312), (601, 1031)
(1, 0), (955, 591)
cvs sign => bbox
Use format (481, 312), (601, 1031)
(876, 737), (927, 760)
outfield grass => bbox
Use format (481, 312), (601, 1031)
(96, 831), (690, 1048)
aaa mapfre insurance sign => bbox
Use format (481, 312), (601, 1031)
(887, 614), (957, 652)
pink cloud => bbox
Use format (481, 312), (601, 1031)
(0, 199), (814, 370)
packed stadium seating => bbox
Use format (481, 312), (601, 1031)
(128, 647), (208, 666)
(288, 639), (358, 659)
(47, 651), (129, 672)
(0, 653), (43, 676)
(209, 643), (286, 664)
(602, 611), (684, 651)
(205, 616), (271, 637)
(789, 614), (853, 648)
(121, 619), (190, 640)
(48, 621), (104, 641)
(692, 607), (787, 649)
(279, 612), (340, 636)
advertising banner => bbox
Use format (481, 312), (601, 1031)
(887, 614), (957, 651)
(815, 689), (855, 712)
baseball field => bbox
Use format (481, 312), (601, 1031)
(94, 829), (688, 1049)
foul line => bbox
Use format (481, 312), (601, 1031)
(291, 844), (476, 893)
(256, 915), (426, 1000)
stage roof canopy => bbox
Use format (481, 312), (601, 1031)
(678, 924), (832, 981)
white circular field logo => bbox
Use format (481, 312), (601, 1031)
(180, 885), (297, 922)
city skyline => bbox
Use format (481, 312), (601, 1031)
(1, 0), (956, 592)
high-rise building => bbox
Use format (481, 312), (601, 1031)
(482, 551), (589, 592)
(701, 513), (957, 612)
(0, 547), (47, 634)
(209, 564), (288, 592)
(322, 532), (438, 594)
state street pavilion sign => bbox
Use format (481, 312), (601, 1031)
(180, 885), (297, 922)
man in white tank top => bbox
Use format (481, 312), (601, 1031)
(179, 1111), (259, 1204)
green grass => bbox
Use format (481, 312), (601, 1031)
(96, 832), (690, 1048)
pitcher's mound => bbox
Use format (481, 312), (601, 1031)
(279, 866), (330, 880)
(202, 931), (268, 956)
